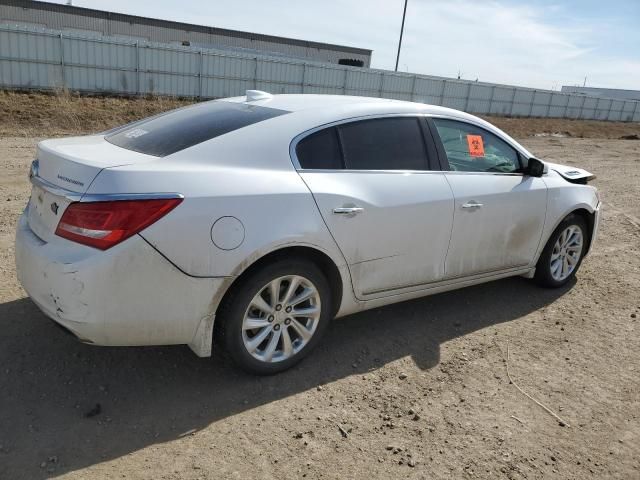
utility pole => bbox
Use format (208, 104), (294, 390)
(394, 0), (408, 72)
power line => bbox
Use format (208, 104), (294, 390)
(395, 0), (408, 72)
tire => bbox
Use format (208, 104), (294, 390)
(216, 258), (333, 375)
(534, 214), (588, 288)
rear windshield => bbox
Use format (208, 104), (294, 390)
(105, 101), (289, 157)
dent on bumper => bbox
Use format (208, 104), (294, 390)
(15, 212), (226, 351)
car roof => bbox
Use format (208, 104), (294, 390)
(223, 93), (471, 118)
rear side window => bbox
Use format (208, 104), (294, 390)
(296, 127), (343, 169)
(338, 117), (428, 170)
(106, 101), (288, 157)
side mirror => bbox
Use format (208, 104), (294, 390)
(526, 157), (546, 177)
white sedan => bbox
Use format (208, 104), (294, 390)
(15, 91), (601, 374)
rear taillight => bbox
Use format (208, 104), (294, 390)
(55, 198), (182, 250)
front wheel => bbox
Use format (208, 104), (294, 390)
(534, 214), (587, 288)
(217, 258), (332, 375)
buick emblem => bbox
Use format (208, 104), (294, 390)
(50, 202), (59, 215)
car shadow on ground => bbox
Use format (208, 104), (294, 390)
(0, 276), (573, 478)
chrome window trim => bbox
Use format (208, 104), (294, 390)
(30, 174), (184, 203)
(441, 171), (526, 178)
(298, 169), (523, 176)
(289, 112), (532, 175)
(80, 192), (185, 202)
(297, 169), (445, 175)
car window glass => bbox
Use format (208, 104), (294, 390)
(296, 127), (343, 169)
(106, 101), (289, 157)
(432, 119), (520, 173)
(338, 117), (428, 170)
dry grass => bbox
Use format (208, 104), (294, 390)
(1, 90), (639, 140)
(0, 90), (193, 137)
(483, 115), (640, 140)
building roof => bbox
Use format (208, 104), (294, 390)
(2, 0), (372, 55)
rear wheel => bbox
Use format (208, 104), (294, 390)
(217, 258), (332, 375)
(534, 214), (587, 288)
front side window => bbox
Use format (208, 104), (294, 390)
(432, 119), (521, 173)
(338, 117), (429, 170)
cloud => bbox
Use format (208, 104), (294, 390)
(397, 1), (597, 87)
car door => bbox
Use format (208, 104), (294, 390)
(293, 116), (454, 299)
(429, 117), (547, 279)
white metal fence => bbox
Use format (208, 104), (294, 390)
(2, 24), (639, 122)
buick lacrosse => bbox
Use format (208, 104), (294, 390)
(16, 91), (600, 374)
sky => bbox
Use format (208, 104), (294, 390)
(47, 0), (640, 90)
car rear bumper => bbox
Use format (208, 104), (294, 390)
(15, 210), (226, 352)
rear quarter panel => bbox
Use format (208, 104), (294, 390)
(141, 168), (346, 279)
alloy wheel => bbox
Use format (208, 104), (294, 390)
(550, 225), (583, 281)
(241, 275), (321, 363)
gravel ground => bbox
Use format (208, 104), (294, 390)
(0, 133), (639, 480)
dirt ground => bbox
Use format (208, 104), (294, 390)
(0, 93), (639, 479)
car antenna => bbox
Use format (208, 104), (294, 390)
(245, 90), (273, 102)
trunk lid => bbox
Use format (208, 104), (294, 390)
(28, 135), (158, 242)
(37, 135), (157, 193)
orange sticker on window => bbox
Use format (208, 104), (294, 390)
(467, 135), (484, 157)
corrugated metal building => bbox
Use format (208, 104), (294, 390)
(561, 86), (640, 102)
(0, 0), (372, 66)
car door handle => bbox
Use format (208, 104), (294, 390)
(461, 201), (483, 209)
(333, 207), (364, 216)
